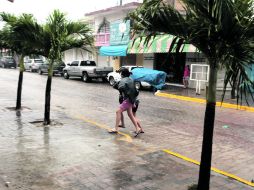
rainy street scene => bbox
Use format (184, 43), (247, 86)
(1, 0), (254, 190)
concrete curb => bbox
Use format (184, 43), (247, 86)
(163, 149), (254, 187)
(155, 91), (254, 112)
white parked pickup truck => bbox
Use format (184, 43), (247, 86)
(63, 60), (113, 82)
(107, 66), (151, 90)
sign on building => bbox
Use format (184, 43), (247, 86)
(110, 20), (130, 45)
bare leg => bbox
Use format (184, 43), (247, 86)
(127, 107), (140, 132)
(183, 79), (187, 88)
(133, 112), (144, 132)
(113, 109), (123, 132)
(119, 112), (125, 128)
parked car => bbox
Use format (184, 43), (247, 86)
(24, 58), (44, 72)
(63, 60), (113, 82)
(107, 66), (151, 90)
(38, 61), (66, 76)
(0, 56), (16, 68)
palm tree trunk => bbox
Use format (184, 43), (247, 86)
(43, 63), (53, 125)
(16, 55), (25, 110)
(197, 64), (218, 190)
(231, 74), (238, 99)
(231, 84), (236, 99)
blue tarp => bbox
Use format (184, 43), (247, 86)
(130, 68), (167, 90)
(99, 45), (127, 56)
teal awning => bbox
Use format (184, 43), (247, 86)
(99, 45), (127, 56)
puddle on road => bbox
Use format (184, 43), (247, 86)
(6, 106), (31, 111)
(29, 120), (63, 128)
(56, 105), (66, 110)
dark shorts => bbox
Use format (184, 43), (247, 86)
(132, 100), (139, 113)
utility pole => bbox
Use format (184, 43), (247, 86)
(120, 0), (122, 6)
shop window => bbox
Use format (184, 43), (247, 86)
(97, 18), (110, 33)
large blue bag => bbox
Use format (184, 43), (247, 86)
(130, 68), (166, 90)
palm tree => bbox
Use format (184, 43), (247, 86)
(0, 13), (42, 110)
(128, 0), (254, 189)
(1, 10), (93, 124)
(6, 10), (94, 125)
(42, 10), (94, 125)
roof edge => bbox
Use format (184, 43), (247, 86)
(85, 2), (141, 16)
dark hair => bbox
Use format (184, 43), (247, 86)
(120, 68), (130, 77)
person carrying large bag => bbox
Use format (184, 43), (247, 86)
(109, 68), (143, 137)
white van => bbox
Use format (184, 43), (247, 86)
(24, 59), (44, 72)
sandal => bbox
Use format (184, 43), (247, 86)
(118, 125), (125, 128)
(108, 129), (118, 134)
(134, 130), (142, 137)
(133, 130), (144, 134)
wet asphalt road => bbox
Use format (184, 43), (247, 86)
(0, 68), (254, 190)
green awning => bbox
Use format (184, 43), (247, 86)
(127, 34), (198, 54)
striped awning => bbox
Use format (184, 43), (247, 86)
(127, 34), (198, 54)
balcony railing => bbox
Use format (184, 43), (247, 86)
(95, 33), (110, 46)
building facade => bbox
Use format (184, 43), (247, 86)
(83, 2), (141, 70)
(64, 0), (237, 90)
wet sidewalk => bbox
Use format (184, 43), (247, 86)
(0, 100), (253, 190)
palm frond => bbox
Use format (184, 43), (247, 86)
(129, 0), (254, 104)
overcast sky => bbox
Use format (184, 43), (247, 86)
(0, 0), (141, 27)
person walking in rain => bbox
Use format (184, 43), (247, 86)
(118, 95), (144, 133)
(109, 68), (143, 137)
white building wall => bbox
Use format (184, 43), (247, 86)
(63, 48), (90, 64)
(143, 54), (154, 69)
(97, 56), (112, 67)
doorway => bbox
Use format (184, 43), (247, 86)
(154, 53), (186, 84)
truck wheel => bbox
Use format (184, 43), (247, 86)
(134, 81), (141, 90)
(63, 71), (69, 79)
(38, 69), (43, 75)
(109, 77), (115, 86)
(29, 67), (33, 72)
(82, 72), (90, 82)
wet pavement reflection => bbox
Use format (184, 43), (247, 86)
(0, 69), (253, 190)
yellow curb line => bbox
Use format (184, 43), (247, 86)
(163, 149), (254, 187)
(74, 114), (254, 187)
(156, 92), (254, 112)
(76, 115), (133, 143)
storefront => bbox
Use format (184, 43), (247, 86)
(127, 34), (202, 85)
